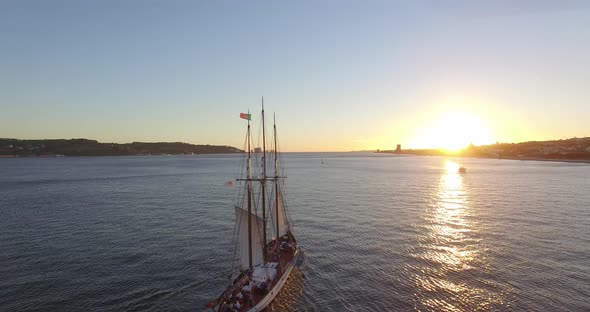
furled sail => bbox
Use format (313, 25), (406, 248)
(235, 206), (265, 270)
(271, 190), (289, 239)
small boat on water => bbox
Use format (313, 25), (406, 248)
(208, 100), (302, 312)
(458, 166), (467, 173)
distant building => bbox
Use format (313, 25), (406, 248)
(395, 144), (401, 153)
(254, 147), (262, 153)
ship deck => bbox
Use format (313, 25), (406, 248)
(216, 234), (297, 312)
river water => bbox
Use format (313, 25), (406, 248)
(1, 154), (589, 311)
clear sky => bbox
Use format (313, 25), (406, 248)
(1, 1), (589, 151)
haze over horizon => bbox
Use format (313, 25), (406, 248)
(2, 1), (589, 152)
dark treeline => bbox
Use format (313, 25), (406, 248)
(0, 138), (243, 156)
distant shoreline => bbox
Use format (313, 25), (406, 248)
(381, 152), (590, 164)
(495, 156), (590, 164)
(0, 153), (241, 158)
(0, 138), (243, 157)
(376, 137), (590, 164)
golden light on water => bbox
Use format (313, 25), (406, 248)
(427, 160), (473, 268)
(267, 268), (305, 311)
(411, 160), (507, 310)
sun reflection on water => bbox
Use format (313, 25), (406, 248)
(425, 160), (474, 268)
(410, 160), (507, 311)
(267, 268), (305, 311)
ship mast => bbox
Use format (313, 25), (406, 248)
(261, 97), (267, 263)
(273, 113), (280, 240)
(247, 110), (253, 270)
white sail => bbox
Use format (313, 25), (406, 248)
(271, 190), (289, 239)
(235, 206), (265, 270)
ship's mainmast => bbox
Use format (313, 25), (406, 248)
(273, 113), (280, 240)
(246, 111), (253, 270)
(261, 98), (267, 262)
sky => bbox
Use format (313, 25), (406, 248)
(1, 1), (589, 152)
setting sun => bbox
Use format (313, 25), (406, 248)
(410, 112), (495, 150)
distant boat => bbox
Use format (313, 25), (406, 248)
(458, 167), (467, 173)
(208, 100), (302, 312)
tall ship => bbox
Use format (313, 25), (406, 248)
(210, 100), (303, 312)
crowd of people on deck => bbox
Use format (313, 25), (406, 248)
(213, 235), (296, 312)
(217, 275), (270, 312)
(217, 287), (250, 312)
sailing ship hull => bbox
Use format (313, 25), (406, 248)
(246, 248), (298, 312)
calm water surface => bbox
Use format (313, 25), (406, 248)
(1, 154), (589, 311)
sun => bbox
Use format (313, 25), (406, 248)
(410, 112), (494, 150)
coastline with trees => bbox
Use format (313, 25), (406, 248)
(0, 138), (243, 157)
